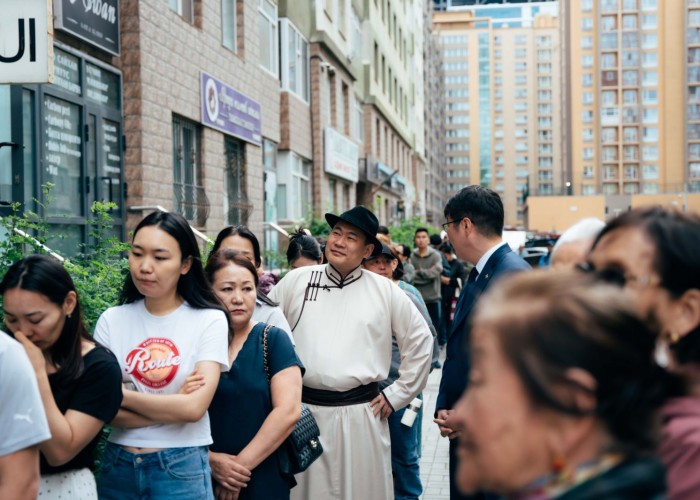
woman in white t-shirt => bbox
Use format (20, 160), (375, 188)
(94, 212), (230, 500)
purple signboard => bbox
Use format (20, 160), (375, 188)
(200, 72), (262, 146)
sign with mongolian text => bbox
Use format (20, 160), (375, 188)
(0, 0), (53, 84)
(200, 71), (262, 146)
(324, 127), (359, 183)
(54, 0), (120, 56)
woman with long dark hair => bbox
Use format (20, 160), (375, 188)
(0, 254), (122, 499)
(94, 211), (230, 499)
(211, 226), (293, 340)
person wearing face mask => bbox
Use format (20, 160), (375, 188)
(0, 255), (122, 499)
(584, 207), (700, 500)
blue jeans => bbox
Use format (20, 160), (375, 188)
(389, 407), (423, 500)
(97, 443), (214, 499)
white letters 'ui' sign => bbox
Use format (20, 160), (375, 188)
(0, 0), (53, 84)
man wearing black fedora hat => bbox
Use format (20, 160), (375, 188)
(269, 206), (433, 500)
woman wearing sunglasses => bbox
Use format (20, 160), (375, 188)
(586, 206), (700, 500)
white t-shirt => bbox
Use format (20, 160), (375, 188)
(0, 332), (51, 456)
(94, 300), (229, 448)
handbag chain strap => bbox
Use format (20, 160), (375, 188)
(262, 323), (273, 384)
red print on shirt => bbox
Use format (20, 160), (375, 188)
(125, 338), (182, 389)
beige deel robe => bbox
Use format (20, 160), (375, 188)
(268, 264), (433, 500)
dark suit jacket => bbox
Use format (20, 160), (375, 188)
(436, 243), (530, 412)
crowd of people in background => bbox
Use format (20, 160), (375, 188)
(1, 185), (700, 500)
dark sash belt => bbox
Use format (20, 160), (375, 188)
(302, 382), (380, 407)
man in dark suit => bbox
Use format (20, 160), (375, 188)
(434, 186), (530, 499)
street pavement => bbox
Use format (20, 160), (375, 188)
(419, 353), (451, 500)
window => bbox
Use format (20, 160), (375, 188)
(583, 166), (595, 178)
(601, 53), (617, 68)
(279, 152), (311, 220)
(601, 16), (617, 32)
(582, 55), (594, 68)
(642, 108), (658, 123)
(258, 0), (278, 76)
(603, 146), (619, 162)
(224, 138), (250, 225)
(222, 0), (237, 51)
(642, 14), (657, 29)
(642, 33), (657, 49)
(600, 0), (619, 14)
(281, 20), (309, 101)
(352, 96), (363, 142)
(643, 127), (658, 142)
(581, 37), (593, 50)
(172, 115), (206, 225)
(623, 145), (638, 160)
(642, 89), (657, 105)
(642, 146), (658, 161)
(642, 52), (657, 68)
(642, 71), (657, 86)
(602, 127), (618, 143)
(623, 126), (638, 142)
(642, 164), (659, 179)
(169, 0), (194, 23)
(621, 50), (639, 67)
(622, 14), (637, 29)
(583, 185), (597, 195)
(622, 70), (638, 85)
(582, 18), (594, 31)
(641, 0), (656, 11)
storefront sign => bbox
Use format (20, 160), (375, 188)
(54, 0), (120, 56)
(324, 127), (359, 183)
(0, 0), (53, 83)
(200, 72), (262, 146)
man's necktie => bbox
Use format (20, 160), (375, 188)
(467, 267), (479, 284)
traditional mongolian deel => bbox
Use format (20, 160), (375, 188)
(269, 263), (433, 500)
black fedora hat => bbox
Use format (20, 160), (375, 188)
(325, 206), (383, 257)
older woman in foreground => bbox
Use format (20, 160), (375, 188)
(452, 271), (672, 499)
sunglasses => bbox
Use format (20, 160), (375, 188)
(575, 262), (658, 288)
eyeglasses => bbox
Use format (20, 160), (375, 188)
(442, 217), (468, 232)
(575, 262), (659, 288)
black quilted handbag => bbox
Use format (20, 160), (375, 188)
(263, 324), (323, 475)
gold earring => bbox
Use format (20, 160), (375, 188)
(669, 331), (680, 345)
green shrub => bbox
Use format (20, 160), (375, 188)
(388, 216), (442, 248)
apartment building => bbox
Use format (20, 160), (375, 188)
(424, 1), (448, 224)
(356, 0), (425, 225)
(524, 0), (698, 232)
(559, 0), (685, 199)
(434, 2), (561, 228)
